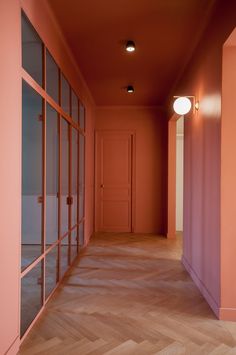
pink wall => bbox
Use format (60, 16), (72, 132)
(0, 2), (21, 354)
(0, 1), (95, 353)
(221, 39), (236, 320)
(169, 1), (236, 318)
(95, 107), (167, 234)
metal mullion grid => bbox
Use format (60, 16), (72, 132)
(20, 17), (86, 338)
(21, 69), (83, 133)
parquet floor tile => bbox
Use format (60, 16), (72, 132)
(19, 233), (236, 354)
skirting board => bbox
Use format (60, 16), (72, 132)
(182, 255), (220, 319)
(219, 308), (236, 321)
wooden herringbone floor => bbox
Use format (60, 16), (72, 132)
(19, 233), (236, 354)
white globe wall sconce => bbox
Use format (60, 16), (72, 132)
(173, 96), (199, 115)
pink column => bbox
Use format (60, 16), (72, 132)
(0, 0), (21, 354)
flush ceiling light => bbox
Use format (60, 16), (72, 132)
(127, 85), (134, 93)
(126, 40), (135, 52)
(173, 96), (199, 115)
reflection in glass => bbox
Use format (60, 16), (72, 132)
(22, 81), (43, 271)
(60, 237), (69, 278)
(79, 134), (85, 222)
(61, 75), (70, 115)
(46, 50), (59, 103)
(71, 129), (78, 227)
(46, 105), (58, 248)
(45, 247), (58, 300)
(21, 262), (43, 336)
(71, 228), (78, 262)
(79, 101), (85, 130)
(79, 223), (84, 247)
(71, 90), (78, 123)
(61, 119), (69, 236)
(22, 13), (43, 86)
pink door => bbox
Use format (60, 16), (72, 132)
(96, 131), (133, 232)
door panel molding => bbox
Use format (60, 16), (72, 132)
(95, 130), (136, 233)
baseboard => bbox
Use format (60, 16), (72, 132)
(219, 308), (236, 321)
(167, 233), (176, 239)
(5, 336), (19, 355)
(182, 255), (220, 318)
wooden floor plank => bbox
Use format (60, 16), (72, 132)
(19, 233), (236, 354)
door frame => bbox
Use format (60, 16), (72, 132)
(94, 130), (136, 233)
(167, 113), (182, 239)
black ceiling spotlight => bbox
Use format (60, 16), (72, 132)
(127, 85), (134, 93)
(126, 40), (135, 52)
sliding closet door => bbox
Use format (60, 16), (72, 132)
(21, 11), (86, 339)
(71, 128), (79, 260)
(21, 81), (43, 336)
(45, 104), (59, 299)
(60, 118), (69, 277)
(22, 81), (43, 270)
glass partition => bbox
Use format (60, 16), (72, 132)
(22, 13), (43, 86)
(60, 237), (69, 278)
(79, 101), (85, 130)
(79, 223), (84, 247)
(21, 12), (85, 338)
(71, 228), (78, 262)
(61, 119), (69, 236)
(45, 247), (58, 300)
(71, 129), (78, 227)
(71, 90), (78, 123)
(22, 81), (43, 271)
(46, 104), (58, 248)
(79, 133), (85, 222)
(21, 261), (43, 336)
(46, 50), (59, 103)
(61, 75), (70, 115)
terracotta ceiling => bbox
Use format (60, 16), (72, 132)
(48, 0), (216, 106)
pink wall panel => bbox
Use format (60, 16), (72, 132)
(221, 43), (236, 319)
(170, 1), (236, 318)
(0, 1), (21, 354)
(95, 107), (167, 234)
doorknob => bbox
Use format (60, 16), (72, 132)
(100, 184), (104, 188)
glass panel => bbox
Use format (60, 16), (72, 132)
(71, 129), (78, 227)
(46, 50), (59, 103)
(60, 237), (69, 278)
(79, 101), (85, 130)
(45, 247), (58, 300)
(61, 119), (69, 236)
(61, 75), (70, 115)
(21, 261), (43, 336)
(22, 81), (43, 271)
(71, 228), (78, 262)
(22, 13), (43, 86)
(71, 90), (78, 123)
(46, 104), (58, 248)
(79, 134), (85, 222)
(79, 223), (84, 247)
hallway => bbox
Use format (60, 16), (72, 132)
(19, 234), (236, 354)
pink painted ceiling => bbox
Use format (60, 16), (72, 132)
(48, 0), (216, 106)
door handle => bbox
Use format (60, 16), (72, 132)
(100, 184), (104, 188)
